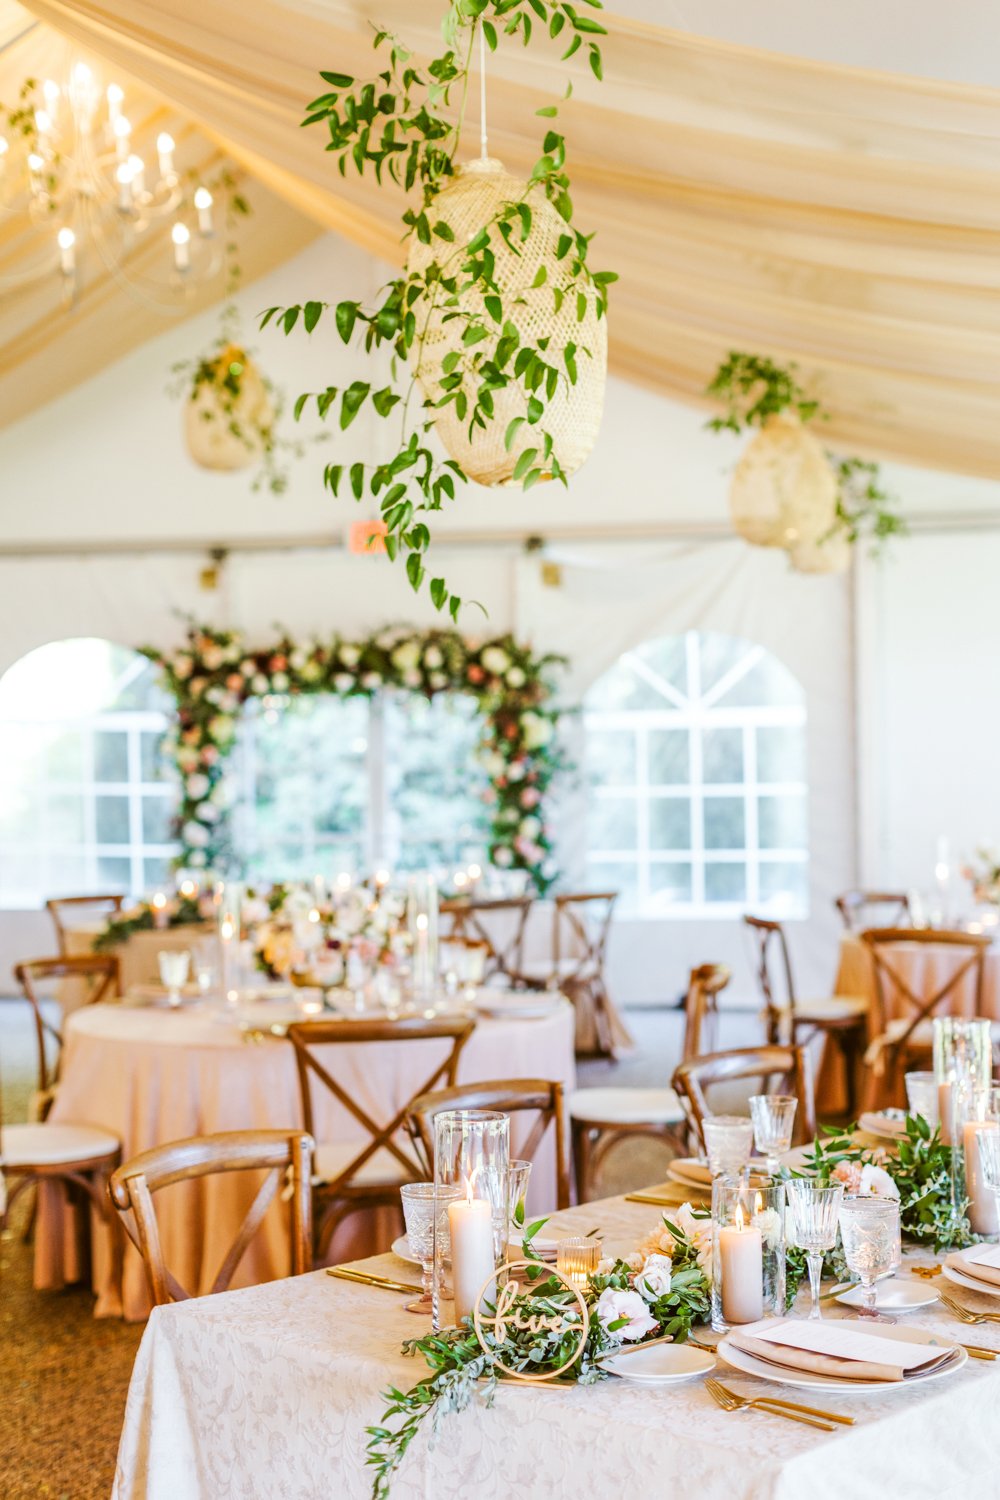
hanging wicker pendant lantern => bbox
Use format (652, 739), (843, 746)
(406, 157), (607, 487)
(787, 529), (851, 575)
(729, 411), (839, 549)
(184, 345), (275, 473)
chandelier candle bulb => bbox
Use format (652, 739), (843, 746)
(113, 114), (131, 161)
(116, 162), (133, 211)
(718, 1204), (764, 1324)
(27, 153), (44, 194)
(194, 187), (214, 235)
(106, 83), (123, 124)
(448, 1183), (495, 1326)
(34, 108), (53, 138)
(128, 155), (145, 197)
(156, 132), (175, 181)
(57, 227), (75, 275)
(171, 222), (190, 271)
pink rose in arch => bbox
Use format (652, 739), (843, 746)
(520, 788), (541, 809)
(226, 674), (243, 691)
(270, 654), (288, 671)
(201, 745), (219, 765)
(467, 665), (485, 684)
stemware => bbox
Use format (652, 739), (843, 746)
(749, 1094), (797, 1175)
(400, 1183), (460, 1314)
(785, 1179), (843, 1320)
(158, 949), (191, 1008)
(837, 1195), (900, 1321)
(904, 1071), (939, 1127)
(702, 1115), (754, 1180)
(974, 1124), (1000, 1236)
(507, 1158), (532, 1245)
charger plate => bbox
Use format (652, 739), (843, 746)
(718, 1320), (965, 1393)
(943, 1250), (1000, 1300)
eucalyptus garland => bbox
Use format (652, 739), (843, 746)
(145, 622), (564, 892)
(92, 893), (204, 951)
(260, 0), (616, 619)
(705, 351), (906, 553)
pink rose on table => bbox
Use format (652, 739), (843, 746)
(832, 1160), (899, 1199)
(596, 1288), (658, 1342)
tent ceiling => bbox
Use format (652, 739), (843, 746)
(3, 0), (999, 478)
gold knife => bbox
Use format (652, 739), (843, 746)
(326, 1267), (422, 1294)
(961, 1343), (997, 1360)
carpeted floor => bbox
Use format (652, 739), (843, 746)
(0, 1000), (762, 1499)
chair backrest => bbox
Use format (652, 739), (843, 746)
(14, 954), (120, 1095)
(439, 897), (534, 985)
(671, 1044), (816, 1149)
(552, 892), (617, 983)
(46, 893), (126, 954)
(406, 1077), (571, 1209)
(286, 1015), (476, 1194)
(681, 963), (731, 1063)
(836, 890), (911, 932)
(108, 1129), (314, 1307)
(860, 927), (990, 1053)
(743, 915), (796, 1029)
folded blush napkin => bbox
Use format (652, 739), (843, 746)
(945, 1245), (1000, 1289)
(727, 1319), (956, 1383)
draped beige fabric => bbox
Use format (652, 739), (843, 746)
(7, 0), (1000, 474)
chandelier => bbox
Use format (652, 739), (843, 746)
(0, 62), (226, 308)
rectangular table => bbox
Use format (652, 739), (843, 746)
(113, 1193), (1000, 1500)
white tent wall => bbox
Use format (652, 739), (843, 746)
(0, 235), (997, 1006)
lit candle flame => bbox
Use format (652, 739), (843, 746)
(735, 1202), (745, 1232)
(754, 1191), (763, 1216)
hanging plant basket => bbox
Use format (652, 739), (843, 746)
(184, 344), (275, 474)
(728, 412), (838, 549)
(406, 157), (607, 487)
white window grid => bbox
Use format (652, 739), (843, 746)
(0, 708), (178, 904)
(583, 633), (808, 920)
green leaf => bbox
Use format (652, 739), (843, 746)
(429, 576), (447, 610)
(340, 381), (370, 429)
(530, 264), (547, 288)
(293, 393), (310, 421)
(512, 447), (538, 482)
(405, 551), (425, 592)
(349, 462), (364, 499)
(335, 301), (358, 344)
(281, 305), (300, 335)
(372, 387), (401, 418)
(484, 295), (502, 323)
(259, 307), (279, 329)
(303, 300), (324, 333)
(320, 70), (354, 87)
(448, 595), (462, 622)
(535, 105), (558, 117)
(504, 416), (525, 451)
(482, 19), (497, 50)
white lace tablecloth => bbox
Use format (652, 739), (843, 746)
(114, 1192), (1000, 1500)
(36, 995), (575, 1321)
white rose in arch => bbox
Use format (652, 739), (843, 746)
(480, 752), (506, 779)
(195, 801), (220, 824)
(241, 659), (257, 677)
(202, 645), (224, 671)
(481, 646), (510, 675)
(402, 668), (422, 689)
(333, 673), (355, 693)
(507, 762), (526, 783)
(521, 713), (553, 750)
(208, 715), (235, 744)
(361, 671), (382, 690)
(493, 846), (514, 867)
(506, 666), (526, 689)
(173, 654), (193, 680)
(289, 649), (308, 671)
(183, 821), (211, 848)
(218, 692), (239, 714)
(635, 1254), (673, 1302)
(188, 850), (207, 868)
(300, 660), (322, 683)
(424, 645), (444, 669)
(271, 671), (290, 692)
(391, 640), (421, 673)
(176, 748), (199, 773)
(519, 816), (541, 840)
(186, 773), (210, 800)
(251, 674), (270, 695)
(338, 644), (361, 668)
(223, 642), (241, 664)
(429, 671), (448, 691)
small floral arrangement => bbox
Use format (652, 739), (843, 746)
(245, 880), (407, 983)
(962, 848), (1000, 907)
(93, 891), (208, 951)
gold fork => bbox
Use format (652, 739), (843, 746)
(705, 1378), (839, 1432)
(939, 1290), (1000, 1326)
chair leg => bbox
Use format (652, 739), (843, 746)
(20, 1186), (38, 1244)
(572, 1121), (593, 1204)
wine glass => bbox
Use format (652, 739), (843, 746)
(400, 1183), (460, 1314)
(158, 949), (191, 1009)
(904, 1071), (939, 1128)
(975, 1124), (1000, 1234)
(507, 1159), (532, 1248)
(702, 1115), (754, 1180)
(838, 1195), (900, 1321)
(749, 1094), (797, 1175)
(785, 1179), (843, 1319)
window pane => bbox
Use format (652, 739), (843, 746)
(714, 653), (803, 709)
(648, 730), (689, 785)
(48, 853), (89, 890)
(588, 796), (637, 853)
(94, 730), (128, 783)
(704, 796), (744, 850)
(585, 859), (639, 913)
(44, 731), (84, 781)
(649, 798), (690, 851)
(142, 796), (174, 844)
(585, 728), (636, 787)
(705, 861), (746, 902)
(648, 861), (692, 908)
(96, 795), (130, 844)
(702, 727), (742, 784)
(757, 727), (806, 783)
(46, 794), (85, 842)
(141, 731), (171, 783)
(384, 692), (487, 870)
(142, 856), (175, 889)
(96, 855), (131, 888)
(759, 860), (808, 911)
(697, 633), (753, 695)
(758, 794), (807, 850)
(585, 636), (687, 712)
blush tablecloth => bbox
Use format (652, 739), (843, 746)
(836, 934), (1000, 1022)
(35, 996), (575, 1321)
(113, 1191), (1000, 1500)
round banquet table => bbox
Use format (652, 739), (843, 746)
(836, 932), (1000, 1021)
(35, 993), (576, 1321)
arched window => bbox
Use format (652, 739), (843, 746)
(583, 630), (807, 918)
(0, 639), (178, 904)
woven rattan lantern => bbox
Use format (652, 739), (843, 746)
(184, 346), (274, 473)
(729, 412), (838, 549)
(406, 157), (607, 486)
(788, 529), (851, 575)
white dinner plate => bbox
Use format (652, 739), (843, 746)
(835, 1279), (939, 1312)
(858, 1110), (909, 1141)
(943, 1250), (1000, 1300)
(601, 1343), (714, 1384)
(666, 1158), (712, 1190)
(718, 1320), (965, 1393)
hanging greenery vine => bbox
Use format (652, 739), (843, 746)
(260, 0), (616, 619)
(706, 351), (906, 555)
(145, 621), (565, 892)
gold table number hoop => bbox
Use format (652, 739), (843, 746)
(472, 1259), (590, 1382)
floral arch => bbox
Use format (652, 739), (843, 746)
(146, 623), (564, 891)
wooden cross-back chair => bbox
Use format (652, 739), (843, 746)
(681, 962), (732, 1064)
(45, 893), (126, 954)
(553, 891), (621, 1056)
(860, 928), (991, 1108)
(407, 1078), (571, 1209)
(743, 914), (868, 1116)
(14, 954), (120, 1112)
(671, 1044), (816, 1153)
(835, 890), (912, 932)
(108, 1130), (314, 1307)
(439, 896), (534, 987)
(286, 1015), (476, 1256)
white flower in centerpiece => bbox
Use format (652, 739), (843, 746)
(338, 644), (361, 668)
(182, 821), (210, 848)
(391, 640), (421, 673)
(859, 1163), (900, 1200)
(186, 773), (210, 800)
(752, 1207), (783, 1250)
(481, 646), (510, 676)
(635, 1222), (676, 1259)
(423, 645), (444, 670)
(596, 1288), (658, 1343)
(521, 712), (553, 750)
(635, 1254), (673, 1301)
(673, 1202), (713, 1274)
(506, 666), (526, 689)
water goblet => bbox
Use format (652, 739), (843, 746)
(158, 949), (191, 1008)
(749, 1095), (797, 1176)
(400, 1183), (461, 1314)
(507, 1159), (532, 1246)
(702, 1115), (754, 1180)
(785, 1179), (843, 1319)
(975, 1124), (1000, 1235)
(904, 1071), (939, 1128)
(838, 1195), (900, 1321)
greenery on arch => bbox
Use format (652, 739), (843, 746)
(144, 621), (565, 891)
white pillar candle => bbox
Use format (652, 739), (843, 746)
(157, 132), (175, 181)
(719, 1207), (764, 1324)
(938, 1082), (953, 1146)
(964, 1120), (1000, 1236)
(448, 1191), (495, 1326)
